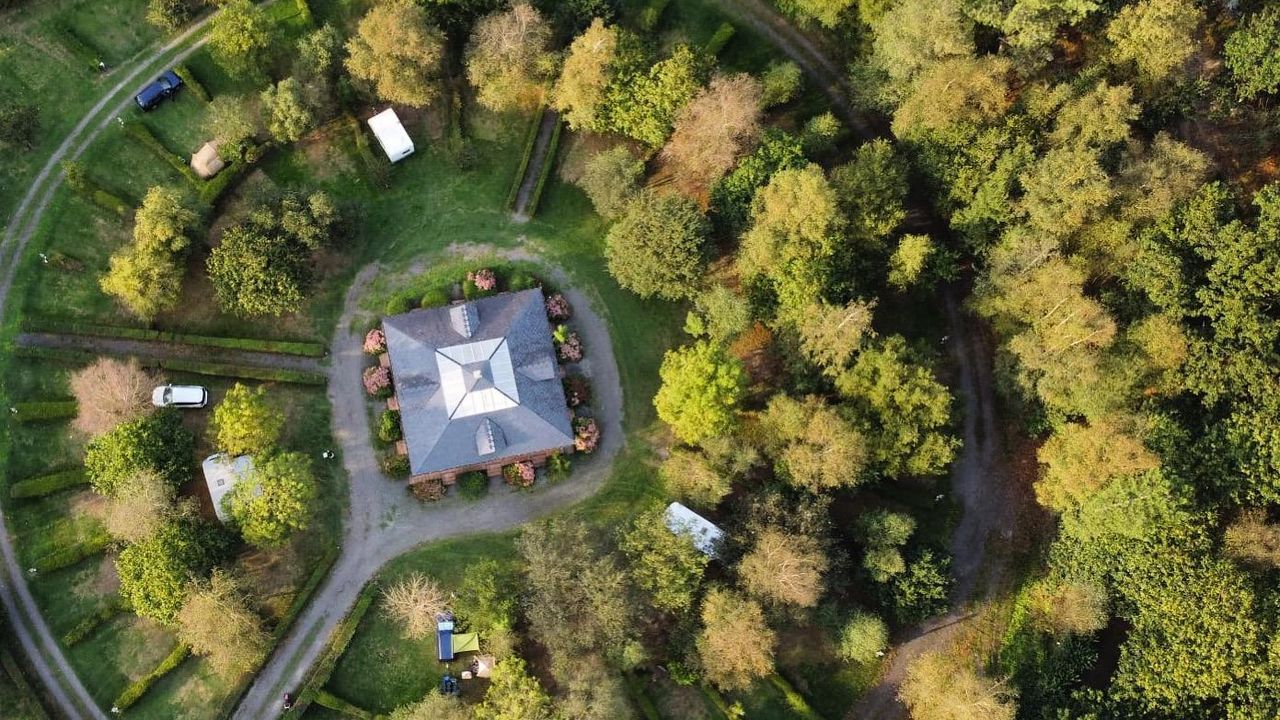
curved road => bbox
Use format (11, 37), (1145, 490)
(232, 255), (625, 719)
(0, 13), (229, 719)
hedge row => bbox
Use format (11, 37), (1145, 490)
(291, 586), (378, 715)
(525, 119), (562, 219)
(505, 109), (545, 210)
(347, 115), (389, 189)
(704, 22), (736, 56)
(314, 689), (372, 718)
(0, 645), (51, 720)
(34, 530), (110, 573)
(767, 674), (824, 720)
(125, 121), (202, 186)
(9, 468), (87, 500)
(23, 318), (326, 357)
(112, 643), (191, 711)
(63, 161), (129, 217)
(13, 401), (77, 423)
(13, 347), (326, 385)
(173, 64), (210, 103)
(63, 598), (129, 646)
(198, 143), (267, 206)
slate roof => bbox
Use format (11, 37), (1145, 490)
(382, 288), (574, 476)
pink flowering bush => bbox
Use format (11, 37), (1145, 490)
(469, 268), (497, 291)
(556, 331), (583, 363)
(363, 328), (386, 354)
(503, 461), (536, 487)
(363, 366), (392, 397)
(574, 417), (600, 453)
(545, 293), (572, 321)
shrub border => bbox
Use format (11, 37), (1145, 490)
(505, 109), (545, 210)
(23, 318), (325, 357)
(13, 347), (326, 385)
(289, 583), (378, 715)
(524, 119), (563, 219)
(112, 642), (191, 711)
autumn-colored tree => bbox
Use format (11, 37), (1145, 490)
(1025, 578), (1108, 636)
(224, 452), (316, 547)
(661, 73), (763, 196)
(558, 654), (636, 720)
(1048, 82), (1137, 151)
(696, 587), (776, 690)
(210, 383), (284, 456)
(779, 0), (855, 28)
(685, 286), (752, 344)
(552, 19), (623, 130)
(466, 3), (557, 111)
(794, 300), (875, 374)
(1223, 509), (1280, 568)
(892, 56), (1012, 138)
(870, 0), (973, 92)
(739, 528), (827, 607)
(100, 470), (176, 544)
(176, 570), (269, 679)
(1107, 0), (1202, 83)
(382, 572), (449, 639)
(576, 146), (643, 219)
(658, 448), (733, 508)
(654, 341), (746, 445)
(68, 357), (157, 436)
(1035, 418), (1159, 511)
(203, 95), (257, 161)
(387, 692), (471, 720)
(899, 651), (1018, 720)
(756, 394), (868, 492)
(345, 0), (446, 107)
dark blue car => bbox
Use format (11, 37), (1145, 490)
(134, 71), (183, 111)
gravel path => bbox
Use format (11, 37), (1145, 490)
(511, 109), (561, 223)
(232, 254), (624, 719)
(0, 11), (232, 719)
(17, 332), (325, 373)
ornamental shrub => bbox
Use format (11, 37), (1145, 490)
(556, 330), (584, 363)
(508, 270), (538, 291)
(545, 292), (572, 321)
(363, 328), (386, 354)
(385, 293), (416, 315)
(378, 410), (403, 443)
(380, 453), (410, 478)
(503, 461), (535, 487)
(458, 471), (489, 500)
(421, 287), (450, 308)
(363, 366), (392, 397)
(468, 268), (497, 292)
(85, 409), (195, 497)
(574, 417), (600, 453)
(546, 452), (571, 482)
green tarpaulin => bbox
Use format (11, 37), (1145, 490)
(452, 632), (480, 654)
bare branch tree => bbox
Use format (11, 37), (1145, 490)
(661, 73), (764, 196)
(68, 357), (158, 436)
(382, 572), (449, 640)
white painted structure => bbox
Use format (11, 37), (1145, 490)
(367, 108), (414, 162)
(664, 502), (724, 557)
(201, 454), (255, 522)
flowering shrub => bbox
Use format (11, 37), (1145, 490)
(363, 328), (386, 354)
(574, 417), (600, 453)
(503, 461), (536, 487)
(545, 293), (572, 321)
(563, 374), (592, 408)
(411, 477), (445, 501)
(557, 331), (583, 363)
(380, 453), (409, 478)
(363, 366), (392, 397)
(469, 268), (497, 291)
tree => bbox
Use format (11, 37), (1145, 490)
(558, 655), (636, 720)
(457, 559), (517, 636)
(101, 470), (176, 544)
(857, 510), (916, 582)
(146, 0), (199, 31)
(345, 0), (447, 107)
(659, 449), (733, 508)
(1025, 578), (1108, 636)
(1225, 5), (1280, 100)
(1116, 133), (1209, 225)
(388, 692), (472, 720)
(1048, 82), (1137, 151)
(476, 657), (556, 720)
(779, 0), (855, 28)
(738, 164), (845, 315)
(619, 508), (708, 614)
(601, 44), (707, 147)
(837, 336), (958, 479)
(576, 145), (643, 219)
(739, 528), (827, 607)
(294, 24), (344, 114)
(0, 103), (38, 150)
(68, 357), (157, 437)
(382, 572), (449, 639)
(225, 451), (317, 547)
(1035, 418), (1159, 511)
(661, 73), (763, 195)
(891, 56), (1012, 138)
(552, 19), (623, 130)
(85, 409), (194, 496)
(210, 383), (284, 456)
(888, 549), (952, 624)
(838, 611), (888, 663)
(709, 128), (805, 235)
(1224, 510), (1280, 569)
(870, 0), (973, 91)
(760, 61), (802, 107)
(116, 516), (227, 624)
(466, 3), (557, 112)
(755, 394), (868, 492)
(888, 234), (935, 290)
(208, 0), (274, 77)
(899, 651), (1018, 720)
(686, 286), (752, 344)
(101, 186), (200, 320)
(654, 341), (746, 445)
(696, 587), (776, 691)
(794, 300), (875, 374)
(979, 0), (1101, 65)
(261, 78), (314, 143)
(204, 95), (257, 160)
(1106, 0), (1202, 83)
(830, 138), (909, 244)
(605, 190), (710, 300)
(176, 570), (269, 679)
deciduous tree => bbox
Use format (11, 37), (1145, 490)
(891, 56), (1012, 138)
(101, 186), (200, 320)
(600, 44), (707, 147)
(208, 0), (274, 77)
(225, 451), (316, 547)
(261, 77), (314, 143)
(830, 138), (909, 243)
(382, 572), (449, 640)
(604, 191), (710, 300)
(899, 651), (1018, 720)
(68, 357), (157, 437)
(388, 692), (471, 720)
(696, 587), (775, 690)
(466, 3), (557, 111)
(1025, 578), (1108, 636)
(756, 394), (868, 492)
(476, 657), (556, 720)
(794, 300), (875, 374)
(888, 234), (935, 290)
(1225, 5), (1280, 100)
(1106, 0), (1202, 83)
(838, 611), (888, 663)
(658, 448), (733, 508)
(619, 508), (708, 613)
(85, 409), (194, 496)
(661, 73), (763, 196)
(1035, 418), (1159, 511)
(0, 103), (38, 150)
(576, 145), (643, 219)
(100, 470), (176, 544)
(345, 0), (446, 107)
(551, 19), (624, 130)
(116, 516), (227, 624)
(654, 341), (745, 445)
(1223, 509), (1280, 569)
(176, 570), (269, 679)
(210, 383), (284, 456)
(739, 528), (827, 607)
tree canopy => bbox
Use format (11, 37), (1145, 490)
(604, 190), (710, 300)
(345, 0), (446, 107)
(225, 451), (317, 547)
(654, 341), (746, 445)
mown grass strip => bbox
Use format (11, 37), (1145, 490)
(13, 347), (326, 385)
(525, 118), (562, 219)
(291, 585), (378, 715)
(12, 401), (77, 423)
(9, 468), (87, 499)
(112, 642), (191, 711)
(23, 318), (326, 357)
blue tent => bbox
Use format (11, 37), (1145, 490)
(437, 619), (455, 661)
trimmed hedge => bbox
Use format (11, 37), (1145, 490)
(113, 643), (191, 711)
(125, 121), (202, 186)
(198, 143), (267, 206)
(90, 189), (129, 216)
(704, 22), (736, 56)
(63, 598), (128, 646)
(13, 401), (77, 423)
(291, 586), (378, 715)
(313, 689), (372, 718)
(12, 347), (326, 385)
(173, 64), (210, 102)
(525, 119), (562, 219)
(505, 109), (545, 210)
(9, 468), (87, 499)
(34, 530), (110, 573)
(273, 545), (339, 641)
(23, 318), (325, 357)
(767, 673), (824, 720)
(348, 115), (389, 189)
